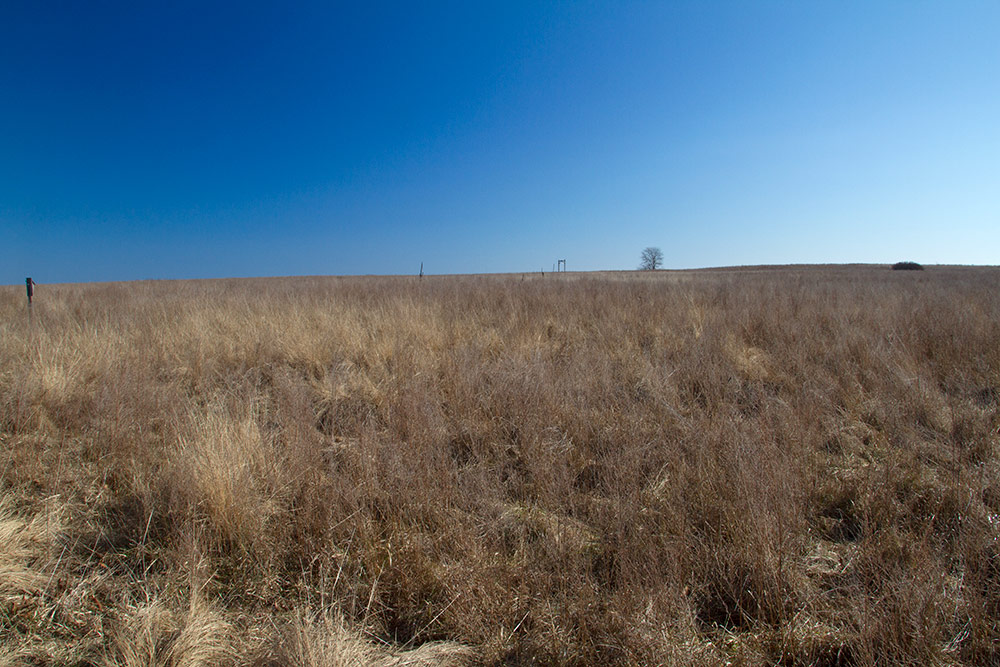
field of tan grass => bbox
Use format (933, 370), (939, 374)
(1, 266), (998, 666)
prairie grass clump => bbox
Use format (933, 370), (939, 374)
(1, 265), (998, 665)
(105, 596), (234, 667)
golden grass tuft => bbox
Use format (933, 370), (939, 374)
(0, 498), (58, 597)
(105, 596), (234, 667)
(170, 396), (285, 554)
(266, 610), (475, 667)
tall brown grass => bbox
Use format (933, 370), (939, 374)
(1, 266), (998, 665)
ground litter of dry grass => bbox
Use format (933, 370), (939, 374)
(1, 266), (999, 666)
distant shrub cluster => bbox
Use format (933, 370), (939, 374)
(892, 261), (924, 270)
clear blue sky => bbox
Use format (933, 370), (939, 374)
(3, 2), (998, 283)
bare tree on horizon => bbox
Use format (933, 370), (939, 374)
(639, 247), (663, 270)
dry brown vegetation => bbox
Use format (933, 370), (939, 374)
(1, 265), (999, 666)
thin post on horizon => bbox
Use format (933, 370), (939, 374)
(26, 277), (35, 325)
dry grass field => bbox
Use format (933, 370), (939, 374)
(1, 266), (999, 666)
